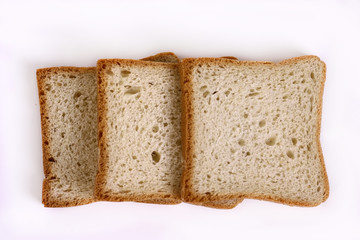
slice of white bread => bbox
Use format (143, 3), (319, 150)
(38, 67), (98, 207)
(95, 59), (183, 202)
(38, 53), (182, 207)
(180, 56), (329, 206)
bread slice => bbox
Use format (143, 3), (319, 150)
(95, 59), (183, 202)
(38, 53), (181, 207)
(180, 56), (329, 206)
(38, 67), (98, 207)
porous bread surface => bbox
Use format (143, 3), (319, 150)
(96, 60), (183, 201)
(181, 56), (329, 206)
(38, 67), (98, 207)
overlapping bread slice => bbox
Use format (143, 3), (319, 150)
(38, 53), (181, 207)
(95, 58), (183, 203)
(180, 56), (329, 206)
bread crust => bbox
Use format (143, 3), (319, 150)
(37, 67), (96, 207)
(180, 55), (329, 207)
(141, 52), (180, 63)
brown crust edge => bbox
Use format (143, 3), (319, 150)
(141, 52), (180, 63)
(180, 55), (329, 207)
(37, 67), (96, 207)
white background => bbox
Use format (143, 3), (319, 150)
(0, 0), (359, 239)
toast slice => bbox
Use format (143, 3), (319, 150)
(38, 53), (181, 207)
(180, 56), (329, 206)
(95, 59), (183, 202)
(38, 67), (98, 207)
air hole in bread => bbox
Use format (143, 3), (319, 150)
(273, 114), (280, 121)
(291, 138), (297, 145)
(289, 71), (294, 76)
(69, 75), (76, 79)
(48, 157), (56, 162)
(132, 155), (137, 160)
(259, 120), (266, 127)
(244, 113), (248, 118)
(121, 70), (131, 77)
(124, 86), (140, 95)
(106, 69), (114, 76)
(311, 72), (315, 80)
(207, 174), (211, 179)
(247, 92), (259, 97)
(225, 88), (232, 97)
(265, 136), (276, 146)
(286, 151), (294, 159)
(307, 143), (311, 151)
(230, 148), (236, 154)
(203, 91), (210, 98)
(238, 139), (245, 146)
(73, 91), (82, 99)
(246, 152), (251, 156)
(151, 151), (160, 164)
(44, 140), (49, 145)
(200, 85), (207, 91)
(152, 125), (159, 133)
(61, 132), (65, 138)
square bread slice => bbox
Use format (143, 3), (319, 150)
(95, 59), (183, 202)
(180, 56), (329, 206)
(38, 53), (181, 207)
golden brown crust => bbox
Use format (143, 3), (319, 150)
(180, 55), (329, 207)
(141, 52), (180, 63)
(94, 58), (181, 203)
(193, 198), (243, 209)
(37, 67), (96, 207)
(220, 56), (238, 60)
